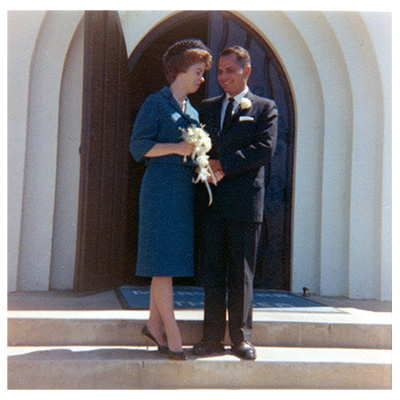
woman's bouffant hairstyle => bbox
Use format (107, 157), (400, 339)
(163, 39), (212, 84)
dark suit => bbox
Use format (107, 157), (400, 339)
(197, 90), (278, 344)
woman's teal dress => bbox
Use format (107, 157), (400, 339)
(129, 86), (199, 277)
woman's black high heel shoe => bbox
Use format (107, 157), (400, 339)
(163, 332), (187, 360)
(141, 325), (169, 354)
(167, 349), (187, 361)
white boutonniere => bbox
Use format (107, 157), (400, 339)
(181, 124), (217, 205)
(240, 97), (252, 110)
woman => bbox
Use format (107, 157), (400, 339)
(129, 39), (212, 360)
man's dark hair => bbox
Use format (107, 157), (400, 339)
(220, 46), (251, 69)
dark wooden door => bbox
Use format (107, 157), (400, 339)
(206, 12), (295, 290)
(74, 11), (131, 292)
(126, 11), (295, 290)
(74, 10), (294, 292)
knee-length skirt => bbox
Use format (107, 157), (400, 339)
(135, 162), (195, 277)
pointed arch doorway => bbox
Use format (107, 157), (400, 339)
(74, 10), (295, 292)
(126, 11), (295, 290)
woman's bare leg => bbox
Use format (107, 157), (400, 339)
(146, 278), (167, 347)
(150, 276), (183, 353)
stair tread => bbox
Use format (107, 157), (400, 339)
(8, 346), (392, 389)
(8, 345), (392, 364)
(7, 309), (392, 324)
(8, 311), (392, 350)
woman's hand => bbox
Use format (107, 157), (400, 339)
(175, 140), (194, 157)
(144, 141), (194, 158)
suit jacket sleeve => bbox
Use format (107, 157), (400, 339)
(220, 99), (278, 177)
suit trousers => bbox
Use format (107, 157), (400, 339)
(200, 206), (262, 345)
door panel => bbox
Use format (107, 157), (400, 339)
(74, 11), (131, 292)
(126, 11), (295, 290)
(125, 12), (210, 286)
(207, 12), (294, 289)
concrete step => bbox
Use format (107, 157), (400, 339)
(7, 345), (391, 389)
(8, 310), (391, 349)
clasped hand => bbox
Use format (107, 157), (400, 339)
(178, 140), (224, 184)
(194, 159), (224, 184)
(208, 159), (225, 184)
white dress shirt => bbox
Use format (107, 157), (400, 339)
(220, 86), (249, 130)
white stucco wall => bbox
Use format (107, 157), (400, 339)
(50, 17), (84, 290)
(8, 11), (84, 291)
(327, 12), (388, 300)
(363, 13), (391, 302)
(8, 11), (47, 292)
(8, 10), (391, 300)
(234, 11), (391, 300)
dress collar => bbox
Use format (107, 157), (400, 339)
(160, 86), (197, 123)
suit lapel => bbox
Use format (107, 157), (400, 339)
(204, 91), (254, 134)
(221, 91), (254, 133)
(231, 91), (254, 123)
(210, 95), (225, 134)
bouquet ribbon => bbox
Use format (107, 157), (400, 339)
(181, 125), (217, 205)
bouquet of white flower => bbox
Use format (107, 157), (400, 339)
(181, 124), (217, 205)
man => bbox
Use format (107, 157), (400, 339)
(193, 46), (278, 360)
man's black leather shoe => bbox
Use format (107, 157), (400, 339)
(192, 340), (225, 356)
(231, 341), (257, 360)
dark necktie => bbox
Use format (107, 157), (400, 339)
(222, 97), (235, 130)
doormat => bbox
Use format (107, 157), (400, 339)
(116, 286), (341, 313)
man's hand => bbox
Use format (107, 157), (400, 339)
(209, 159), (225, 184)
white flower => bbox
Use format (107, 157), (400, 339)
(181, 124), (217, 205)
(240, 97), (252, 110)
